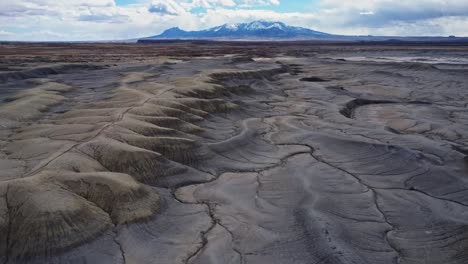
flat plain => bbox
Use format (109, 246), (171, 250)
(0, 41), (467, 264)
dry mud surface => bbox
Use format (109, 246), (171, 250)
(0, 42), (468, 264)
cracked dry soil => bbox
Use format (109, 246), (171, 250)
(0, 42), (468, 264)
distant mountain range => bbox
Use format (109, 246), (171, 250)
(138, 20), (468, 43)
(145, 21), (331, 40)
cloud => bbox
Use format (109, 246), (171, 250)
(184, 0), (278, 9)
(79, 13), (129, 23)
(148, 1), (187, 16)
(148, 4), (178, 16)
(0, 2), (58, 17)
(0, 30), (15, 36)
(0, 0), (468, 41)
(319, 0), (468, 27)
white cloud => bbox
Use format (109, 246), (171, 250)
(0, 0), (467, 41)
(319, 0), (468, 26)
(0, 30), (15, 37)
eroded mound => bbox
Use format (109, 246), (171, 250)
(1, 44), (467, 264)
(1, 170), (160, 262)
(0, 61), (291, 260)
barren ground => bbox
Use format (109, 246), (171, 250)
(0, 42), (468, 264)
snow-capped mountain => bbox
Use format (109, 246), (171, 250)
(142, 20), (332, 40)
(138, 20), (468, 42)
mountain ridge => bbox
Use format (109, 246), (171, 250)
(143, 20), (332, 40)
(138, 20), (468, 42)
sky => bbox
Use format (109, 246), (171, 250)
(1, 0), (468, 41)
